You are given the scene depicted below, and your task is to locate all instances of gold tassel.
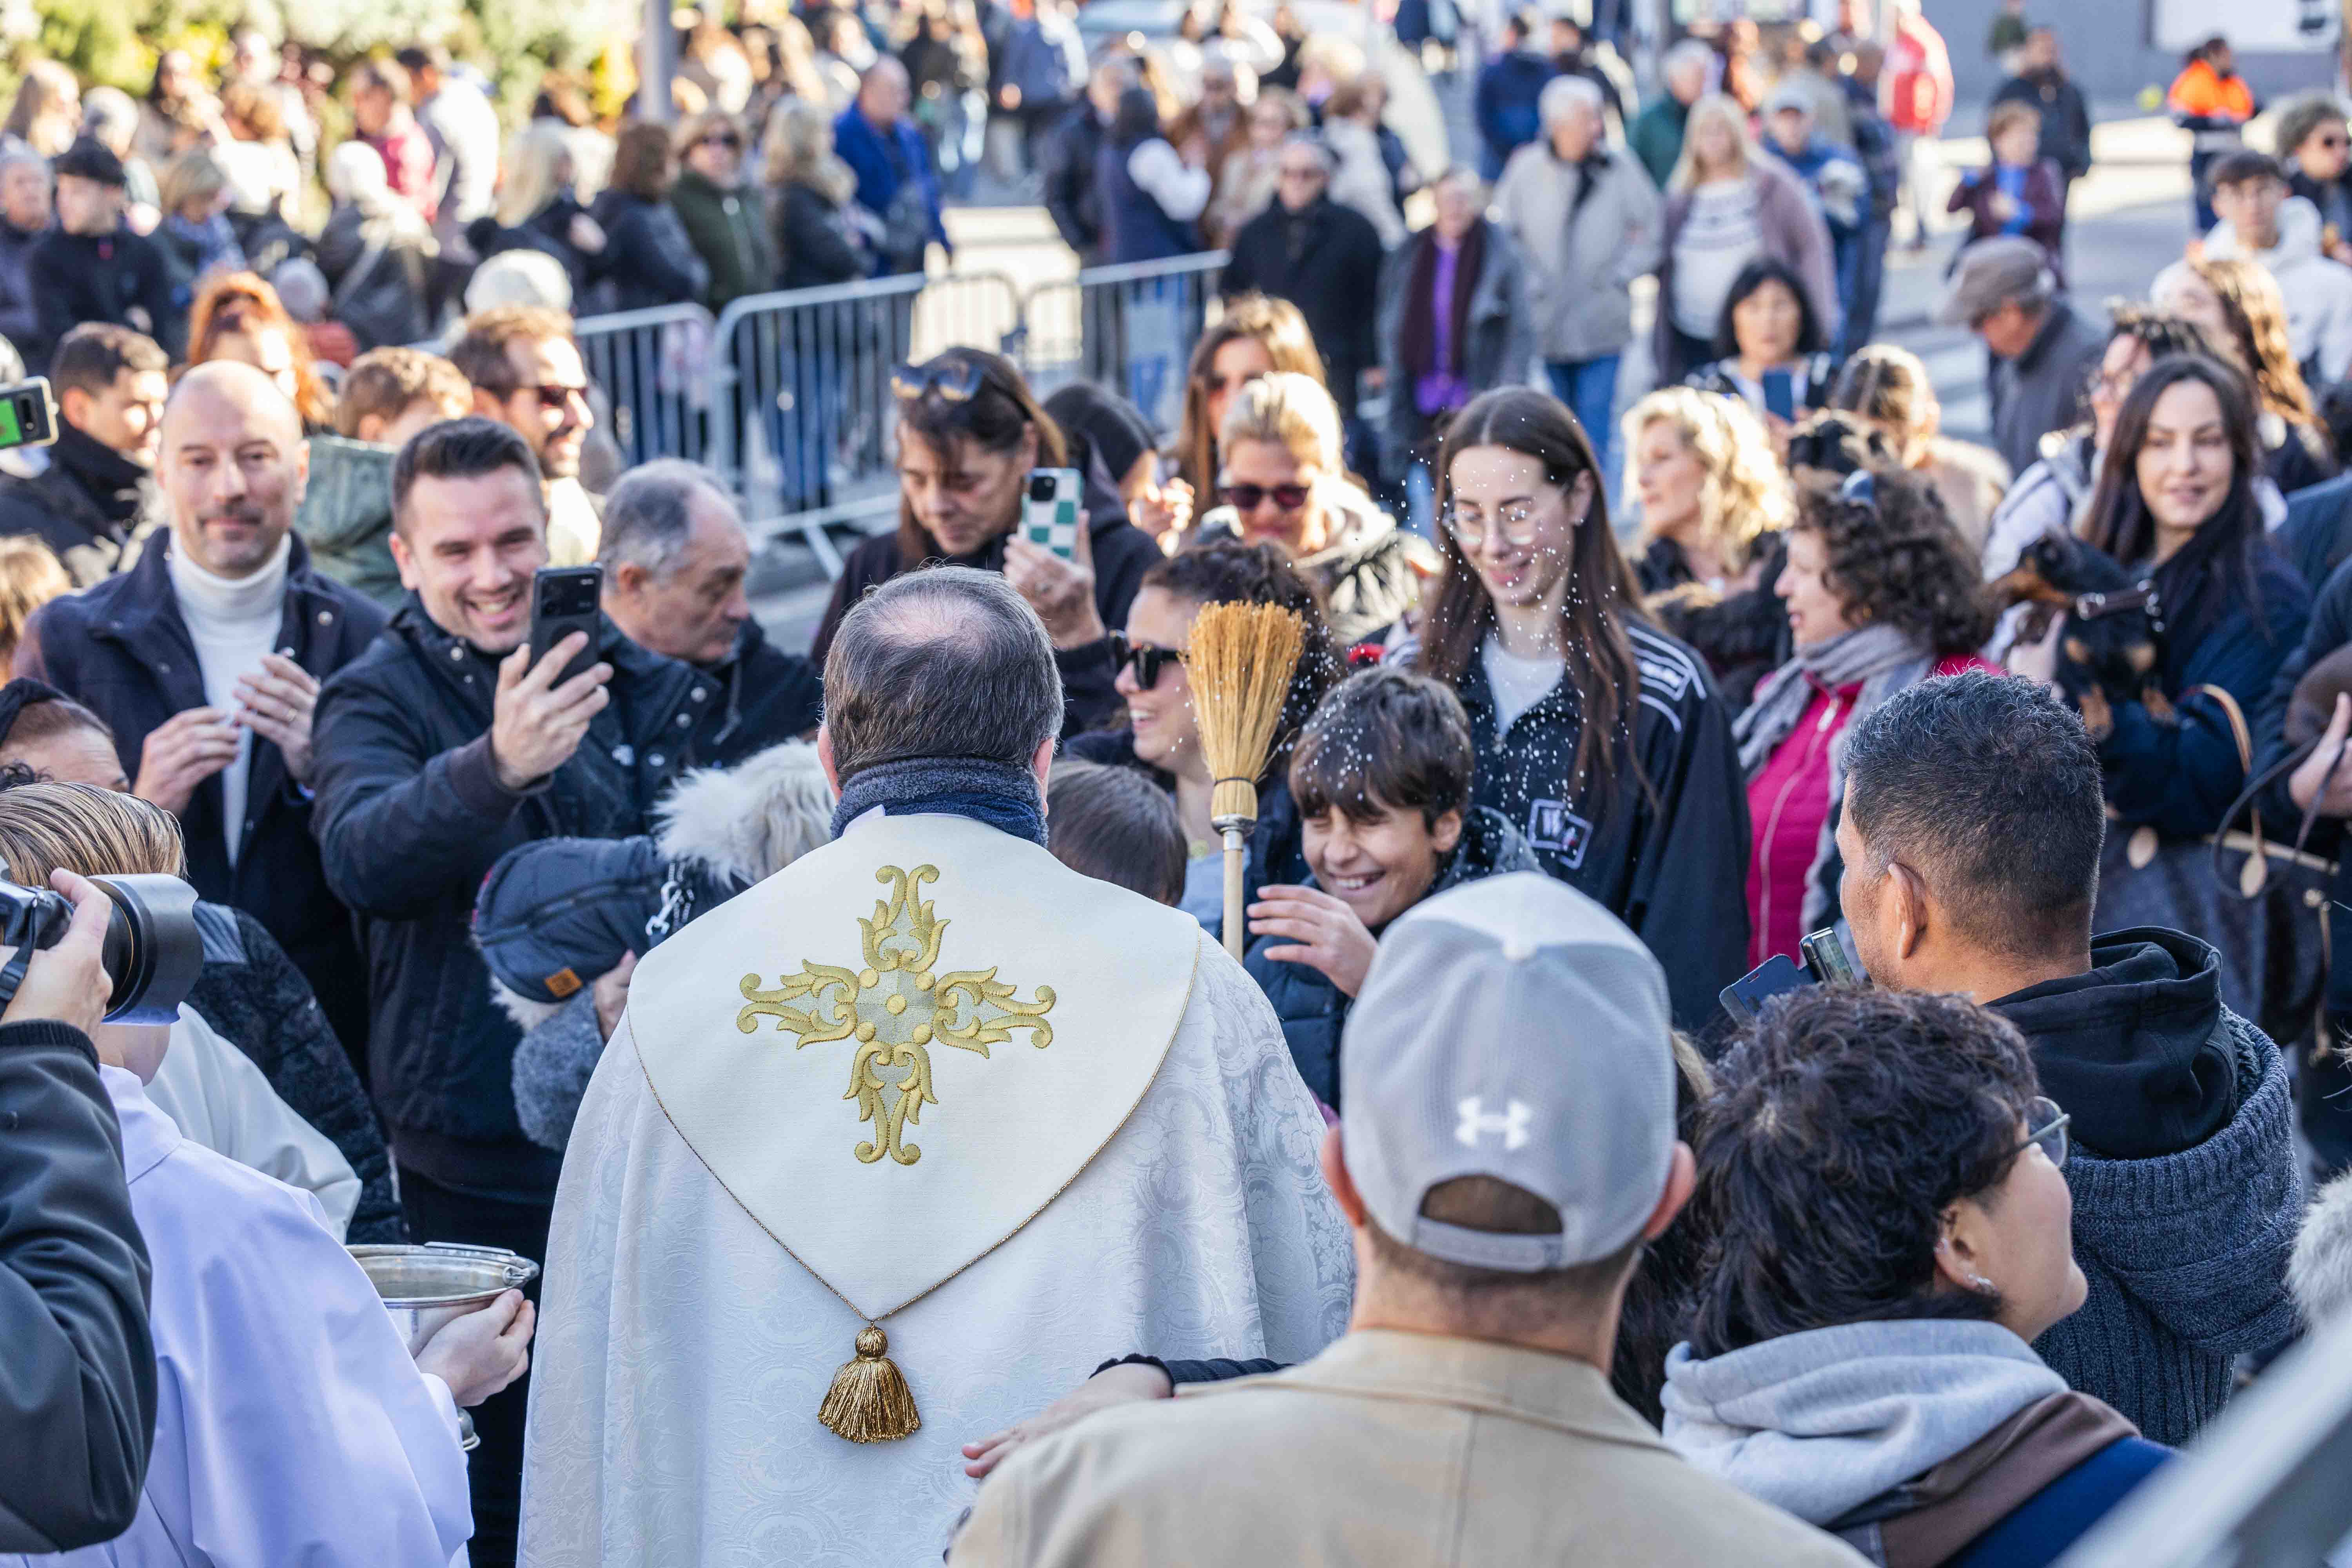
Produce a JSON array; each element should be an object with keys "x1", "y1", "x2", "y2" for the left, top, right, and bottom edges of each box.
[{"x1": 817, "y1": 1325, "x2": 921, "y2": 1443}]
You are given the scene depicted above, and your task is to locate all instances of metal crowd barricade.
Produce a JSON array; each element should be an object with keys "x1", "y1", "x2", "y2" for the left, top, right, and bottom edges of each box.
[
  {"x1": 703, "y1": 271, "x2": 1026, "y2": 573},
  {"x1": 575, "y1": 254, "x2": 1230, "y2": 578},
  {"x1": 573, "y1": 303, "x2": 715, "y2": 470},
  {"x1": 1020, "y1": 252, "x2": 1227, "y2": 437}
]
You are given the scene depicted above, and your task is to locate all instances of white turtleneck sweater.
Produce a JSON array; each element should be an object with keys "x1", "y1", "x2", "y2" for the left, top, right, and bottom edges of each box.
[{"x1": 167, "y1": 536, "x2": 290, "y2": 867}]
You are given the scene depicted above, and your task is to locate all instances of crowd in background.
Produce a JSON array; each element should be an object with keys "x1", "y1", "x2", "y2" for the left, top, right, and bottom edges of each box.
[{"x1": 25, "y1": 2, "x2": 2352, "y2": 1566}]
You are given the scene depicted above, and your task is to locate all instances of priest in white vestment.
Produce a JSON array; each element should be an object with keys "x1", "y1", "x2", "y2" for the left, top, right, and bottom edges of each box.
[{"x1": 521, "y1": 568, "x2": 1353, "y2": 1567}]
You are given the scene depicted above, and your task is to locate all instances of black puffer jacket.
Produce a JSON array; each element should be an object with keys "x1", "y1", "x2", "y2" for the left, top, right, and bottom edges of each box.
[
  {"x1": 0, "y1": 1020, "x2": 154, "y2": 1552},
  {"x1": 309, "y1": 602, "x2": 722, "y2": 1202},
  {"x1": 587, "y1": 189, "x2": 709, "y2": 313},
  {"x1": 16, "y1": 534, "x2": 389, "y2": 1061},
  {"x1": 185, "y1": 902, "x2": 402, "y2": 1244},
  {"x1": 1244, "y1": 806, "x2": 1540, "y2": 1107}
]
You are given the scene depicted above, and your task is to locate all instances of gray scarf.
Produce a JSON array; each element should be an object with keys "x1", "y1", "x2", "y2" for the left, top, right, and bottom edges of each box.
[{"x1": 1733, "y1": 624, "x2": 1936, "y2": 932}]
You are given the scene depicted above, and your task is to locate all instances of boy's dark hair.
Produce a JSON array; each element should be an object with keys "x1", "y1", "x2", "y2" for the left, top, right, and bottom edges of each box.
[
  {"x1": 1840, "y1": 670, "x2": 2105, "y2": 960},
  {"x1": 2209, "y1": 148, "x2": 2286, "y2": 193},
  {"x1": 1289, "y1": 667, "x2": 1474, "y2": 829},
  {"x1": 1143, "y1": 540, "x2": 1343, "y2": 784},
  {"x1": 1045, "y1": 761, "x2": 1187, "y2": 906},
  {"x1": 390, "y1": 417, "x2": 544, "y2": 534},
  {"x1": 51, "y1": 324, "x2": 167, "y2": 408},
  {"x1": 1687, "y1": 985, "x2": 2043, "y2": 1358}
]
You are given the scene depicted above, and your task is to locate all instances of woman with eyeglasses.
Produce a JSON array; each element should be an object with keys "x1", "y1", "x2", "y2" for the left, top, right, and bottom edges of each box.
[
  {"x1": 1413, "y1": 386, "x2": 1748, "y2": 1029},
  {"x1": 1666, "y1": 985, "x2": 2169, "y2": 1566},
  {"x1": 2278, "y1": 93, "x2": 2352, "y2": 264},
  {"x1": 1735, "y1": 471, "x2": 1996, "y2": 969},
  {"x1": 1064, "y1": 539, "x2": 1343, "y2": 935},
  {"x1": 1169, "y1": 294, "x2": 1327, "y2": 530},
  {"x1": 668, "y1": 108, "x2": 774, "y2": 314},
  {"x1": 1195, "y1": 371, "x2": 1435, "y2": 646},
  {"x1": 807, "y1": 348, "x2": 1164, "y2": 734}
]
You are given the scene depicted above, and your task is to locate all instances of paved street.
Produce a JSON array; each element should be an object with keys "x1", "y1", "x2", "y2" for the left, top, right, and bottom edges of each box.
[{"x1": 749, "y1": 111, "x2": 2205, "y2": 648}]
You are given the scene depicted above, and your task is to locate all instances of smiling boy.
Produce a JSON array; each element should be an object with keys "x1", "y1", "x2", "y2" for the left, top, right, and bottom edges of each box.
[{"x1": 1245, "y1": 667, "x2": 1541, "y2": 1107}]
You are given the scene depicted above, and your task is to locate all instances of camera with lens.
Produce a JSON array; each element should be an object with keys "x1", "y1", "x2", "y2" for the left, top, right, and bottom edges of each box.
[
  {"x1": 0, "y1": 873, "x2": 202, "y2": 1025},
  {"x1": 1720, "y1": 924, "x2": 1862, "y2": 1028}
]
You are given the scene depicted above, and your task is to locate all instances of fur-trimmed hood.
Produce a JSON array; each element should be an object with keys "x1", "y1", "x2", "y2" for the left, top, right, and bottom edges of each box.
[{"x1": 476, "y1": 740, "x2": 834, "y2": 1031}]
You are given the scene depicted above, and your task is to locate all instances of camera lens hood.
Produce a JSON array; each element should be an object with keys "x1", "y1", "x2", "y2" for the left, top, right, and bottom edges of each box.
[{"x1": 91, "y1": 873, "x2": 203, "y2": 1025}]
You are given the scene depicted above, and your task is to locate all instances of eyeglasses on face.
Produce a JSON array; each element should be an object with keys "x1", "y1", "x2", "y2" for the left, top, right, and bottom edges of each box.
[
  {"x1": 2010, "y1": 1096, "x2": 2071, "y2": 1170},
  {"x1": 1109, "y1": 631, "x2": 1181, "y2": 688},
  {"x1": 519, "y1": 381, "x2": 590, "y2": 410},
  {"x1": 892, "y1": 355, "x2": 987, "y2": 403},
  {"x1": 1220, "y1": 481, "x2": 1310, "y2": 513},
  {"x1": 1441, "y1": 494, "x2": 1550, "y2": 549},
  {"x1": 697, "y1": 132, "x2": 743, "y2": 150},
  {"x1": 1277, "y1": 163, "x2": 1325, "y2": 181}
]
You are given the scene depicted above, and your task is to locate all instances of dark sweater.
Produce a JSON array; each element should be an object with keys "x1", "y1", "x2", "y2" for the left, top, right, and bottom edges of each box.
[{"x1": 1993, "y1": 931, "x2": 2302, "y2": 1446}]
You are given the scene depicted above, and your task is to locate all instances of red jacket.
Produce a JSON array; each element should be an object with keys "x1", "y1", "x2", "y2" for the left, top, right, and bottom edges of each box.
[
  {"x1": 363, "y1": 120, "x2": 439, "y2": 227},
  {"x1": 1884, "y1": 20, "x2": 1955, "y2": 134},
  {"x1": 1745, "y1": 653, "x2": 1993, "y2": 965}
]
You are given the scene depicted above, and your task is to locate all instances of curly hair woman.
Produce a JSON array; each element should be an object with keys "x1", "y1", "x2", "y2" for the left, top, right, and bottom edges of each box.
[
  {"x1": 1063, "y1": 538, "x2": 1345, "y2": 938},
  {"x1": 1665, "y1": 985, "x2": 2166, "y2": 1562},
  {"x1": 2152, "y1": 255, "x2": 2338, "y2": 494},
  {"x1": 1733, "y1": 470, "x2": 1997, "y2": 965},
  {"x1": 1825, "y1": 344, "x2": 2014, "y2": 553}
]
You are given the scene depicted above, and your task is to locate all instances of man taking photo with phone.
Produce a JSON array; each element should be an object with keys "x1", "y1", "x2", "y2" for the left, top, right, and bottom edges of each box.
[{"x1": 308, "y1": 416, "x2": 722, "y2": 1568}]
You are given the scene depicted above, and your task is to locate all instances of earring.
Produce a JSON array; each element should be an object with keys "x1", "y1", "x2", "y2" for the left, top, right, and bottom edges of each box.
[{"x1": 1967, "y1": 1272, "x2": 1996, "y2": 1294}]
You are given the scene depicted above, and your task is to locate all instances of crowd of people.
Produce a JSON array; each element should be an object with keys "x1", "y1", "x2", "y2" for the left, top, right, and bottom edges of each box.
[{"x1": 20, "y1": 4, "x2": 2352, "y2": 1568}]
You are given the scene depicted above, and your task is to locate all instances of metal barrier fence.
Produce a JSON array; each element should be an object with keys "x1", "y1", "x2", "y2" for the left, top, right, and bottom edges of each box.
[
  {"x1": 573, "y1": 252, "x2": 1225, "y2": 576},
  {"x1": 575, "y1": 303, "x2": 715, "y2": 471}
]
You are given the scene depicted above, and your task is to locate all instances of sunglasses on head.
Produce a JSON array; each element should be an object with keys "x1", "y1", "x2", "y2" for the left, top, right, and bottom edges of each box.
[
  {"x1": 1221, "y1": 481, "x2": 1310, "y2": 512},
  {"x1": 1109, "y1": 631, "x2": 1181, "y2": 687},
  {"x1": 891, "y1": 355, "x2": 987, "y2": 403}
]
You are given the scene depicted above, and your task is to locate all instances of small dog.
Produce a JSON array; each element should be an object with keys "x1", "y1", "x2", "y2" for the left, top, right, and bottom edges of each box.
[{"x1": 1991, "y1": 533, "x2": 2168, "y2": 740}]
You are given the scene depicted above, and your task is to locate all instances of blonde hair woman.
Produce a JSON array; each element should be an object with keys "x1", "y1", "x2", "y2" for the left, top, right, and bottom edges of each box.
[
  {"x1": 766, "y1": 98, "x2": 869, "y2": 290},
  {"x1": 1201, "y1": 370, "x2": 1434, "y2": 643},
  {"x1": 1654, "y1": 93, "x2": 1839, "y2": 385},
  {"x1": 1825, "y1": 345, "x2": 2013, "y2": 553},
  {"x1": 488, "y1": 119, "x2": 606, "y2": 296},
  {"x1": 158, "y1": 149, "x2": 243, "y2": 283},
  {"x1": 2, "y1": 60, "x2": 81, "y2": 157},
  {"x1": 1206, "y1": 86, "x2": 1309, "y2": 247},
  {"x1": 1623, "y1": 387, "x2": 1794, "y2": 594}
]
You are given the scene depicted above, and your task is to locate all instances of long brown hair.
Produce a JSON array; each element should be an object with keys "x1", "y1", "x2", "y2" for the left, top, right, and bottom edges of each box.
[
  {"x1": 1174, "y1": 295, "x2": 1326, "y2": 499},
  {"x1": 2186, "y1": 256, "x2": 2325, "y2": 437},
  {"x1": 1419, "y1": 388, "x2": 1650, "y2": 807},
  {"x1": 2082, "y1": 354, "x2": 2269, "y2": 655},
  {"x1": 892, "y1": 348, "x2": 1067, "y2": 566}
]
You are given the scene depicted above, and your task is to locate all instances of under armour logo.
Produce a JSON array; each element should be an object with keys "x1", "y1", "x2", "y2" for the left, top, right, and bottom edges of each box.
[{"x1": 1455, "y1": 1098, "x2": 1533, "y2": 1151}]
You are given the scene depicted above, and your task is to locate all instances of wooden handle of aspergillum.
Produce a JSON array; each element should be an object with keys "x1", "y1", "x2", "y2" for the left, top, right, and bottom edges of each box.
[{"x1": 1221, "y1": 824, "x2": 1248, "y2": 960}]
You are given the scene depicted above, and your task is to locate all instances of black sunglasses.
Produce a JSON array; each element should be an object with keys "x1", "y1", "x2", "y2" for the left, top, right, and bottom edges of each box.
[
  {"x1": 697, "y1": 132, "x2": 743, "y2": 150},
  {"x1": 1109, "y1": 631, "x2": 1181, "y2": 688},
  {"x1": 892, "y1": 355, "x2": 987, "y2": 403},
  {"x1": 1221, "y1": 482, "x2": 1310, "y2": 512},
  {"x1": 518, "y1": 381, "x2": 590, "y2": 410}
]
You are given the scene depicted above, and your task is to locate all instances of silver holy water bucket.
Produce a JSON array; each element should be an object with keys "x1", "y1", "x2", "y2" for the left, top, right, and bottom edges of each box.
[{"x1": 348, "y1": 1241, "x2": 539, "y2": 1356}]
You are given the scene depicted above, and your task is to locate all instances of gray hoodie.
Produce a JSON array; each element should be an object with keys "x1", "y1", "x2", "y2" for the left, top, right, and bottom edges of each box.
[{"x1": 1661, "y1": 1319, "x2": 2067, "y2": 1526}]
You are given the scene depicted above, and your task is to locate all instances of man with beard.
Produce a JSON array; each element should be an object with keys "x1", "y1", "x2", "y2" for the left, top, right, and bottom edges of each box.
[
  {"x1": 0, "y1": 323, "x2": 170, "y2": 584},
  {"x1": 449, "y1": 305, "x2": 604, "y2": 565},
  {"x1": 14, "y1": 361, "x2": 389, "y2": 1062},
  {"x1": 309, "y1": 417, "x2": 721, "y2": 1568}
]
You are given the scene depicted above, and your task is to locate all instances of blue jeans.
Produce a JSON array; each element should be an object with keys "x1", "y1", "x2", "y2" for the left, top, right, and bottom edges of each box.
[{"x1": 1545, "y1": 355, "x2": 1622, "y2": 499}]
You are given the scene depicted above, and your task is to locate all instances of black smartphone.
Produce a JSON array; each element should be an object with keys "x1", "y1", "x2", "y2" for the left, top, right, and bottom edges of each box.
[
  {"x1": 1720, "y1": 953, "x2": 1811, "y2": 1029},
  {"x1": 527, "y1": 565, "x2": 604, "y2": 688},
  {"x1": 0, "y1": 377, "x2": 58, "y2": 452}
]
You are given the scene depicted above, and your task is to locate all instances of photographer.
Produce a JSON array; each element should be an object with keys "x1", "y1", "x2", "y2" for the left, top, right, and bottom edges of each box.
[
  {"x1": 0, "y1": 781, "x2": 527, "y2": 1563},
  {"x1": 1833, "y1": 670, "x2": 2299, "y2": 1446},
  {"x1": 0, "y1": 867, "x2": 156, "y2": 1552},
  {"x1": 309, "y1": 417, "x2": 720, "y2": 1568}
]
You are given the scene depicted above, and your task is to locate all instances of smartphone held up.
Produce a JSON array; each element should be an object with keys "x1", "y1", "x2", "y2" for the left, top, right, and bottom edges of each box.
[{"x1": 528, "y1": 565, "x2": 604, "y2": 687}]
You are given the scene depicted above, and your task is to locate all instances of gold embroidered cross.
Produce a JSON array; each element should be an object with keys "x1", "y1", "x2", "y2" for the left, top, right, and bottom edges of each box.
[{"x1": 736, "y1": 864, "x2": 1056, "y2": 1166}]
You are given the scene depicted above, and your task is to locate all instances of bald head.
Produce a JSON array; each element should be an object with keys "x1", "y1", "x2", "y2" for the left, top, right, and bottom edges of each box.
[
  {"x1": 820, "y1": 567, "x2": 1061, "y2": 785},
  {"x1": 158, "y1": 360, "x2": 309, "y2": 579}
]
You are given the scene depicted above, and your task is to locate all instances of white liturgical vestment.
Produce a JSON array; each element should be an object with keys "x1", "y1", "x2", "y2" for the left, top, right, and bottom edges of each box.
[
  {"x1": 520, "y1": 811, "x2": 1353, "y2": 1566},
  {"x1": 1, "y1": 1068, "x2": 472, "y2": 1568}
]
